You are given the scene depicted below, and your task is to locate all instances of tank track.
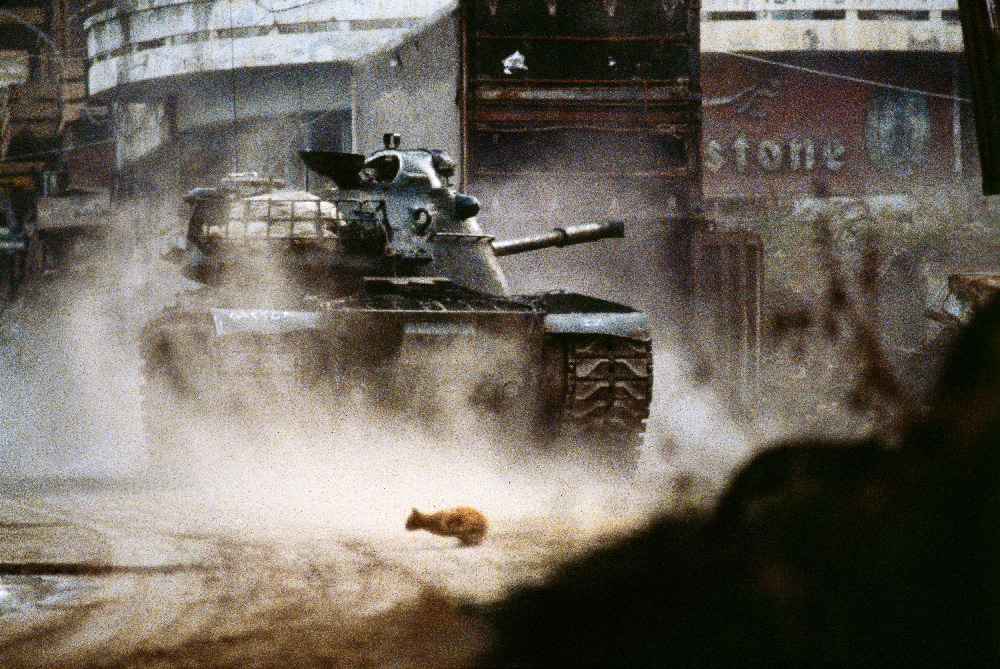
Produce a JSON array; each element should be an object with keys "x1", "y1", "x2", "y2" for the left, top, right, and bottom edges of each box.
[{"x1": 559, "y1": 334, "x2": 653, "y2": 470}]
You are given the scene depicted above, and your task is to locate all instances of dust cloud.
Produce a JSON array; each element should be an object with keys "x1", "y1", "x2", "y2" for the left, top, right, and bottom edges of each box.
[
  {"x1": 0, "y1": 189, "x2": 755, "y2": 546},
  {"x1": 0, "y1": 197, "x2": 188, "y2": 479},
  {"x1": 474, "y1": 165, "x2": 758, "y2": 483},
  {"x1": 0, "y1": 157, "x2": 854, "y2": 669},
  {"x1": 0, "y1": 127, "x2": 771, "y2": 667}
]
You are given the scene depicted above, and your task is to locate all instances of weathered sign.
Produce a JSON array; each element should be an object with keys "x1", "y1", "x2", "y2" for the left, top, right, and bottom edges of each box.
[{"x1": 702, "y1": 52, "x2": 971, "y2": 197}]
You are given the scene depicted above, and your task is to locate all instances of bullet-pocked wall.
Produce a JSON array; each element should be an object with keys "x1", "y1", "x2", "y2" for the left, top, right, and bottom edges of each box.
[
  {"x1": 698, "y1": 3, "x2": 979, "y2": 208},
  {"x1": 701, "y1": 52, "x2": 978, "y2": 200}
]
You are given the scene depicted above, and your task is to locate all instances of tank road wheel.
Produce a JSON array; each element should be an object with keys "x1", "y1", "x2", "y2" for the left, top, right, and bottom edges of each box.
[
  {"x1": 138, "y1": 310, "x2": 216, "y2": 479},
  {"x1": 559, "y1": 335, "x2": 653, "y2": 474}
]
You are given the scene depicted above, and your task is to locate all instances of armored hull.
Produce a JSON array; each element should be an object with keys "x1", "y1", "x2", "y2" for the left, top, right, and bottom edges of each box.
[{"x1": 142, "y1": 278, "x2": 651, "y2": 469}]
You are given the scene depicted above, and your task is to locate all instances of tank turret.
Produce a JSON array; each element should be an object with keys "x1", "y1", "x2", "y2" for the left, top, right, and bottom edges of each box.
[
  {"x1": 298, "y1": 134, "x2": 625, "y2": 297},
  {"x1": 181, "y1": 136, "x2": 626, "y2": 298}
]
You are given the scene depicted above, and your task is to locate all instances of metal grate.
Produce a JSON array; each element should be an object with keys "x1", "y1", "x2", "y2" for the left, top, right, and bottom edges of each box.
[{"x1": 204, "y1": 196, "x2": 336, "y2": 242}]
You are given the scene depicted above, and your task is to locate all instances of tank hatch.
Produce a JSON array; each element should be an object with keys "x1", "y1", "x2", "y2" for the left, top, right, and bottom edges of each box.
[{"x1": 298, "y1": 151, "x2": 366, "y2": 189}]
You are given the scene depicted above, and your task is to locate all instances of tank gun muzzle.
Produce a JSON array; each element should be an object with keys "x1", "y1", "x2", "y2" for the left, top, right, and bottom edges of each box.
[{"x1": 491, "y1": 220, "x2": 625, "y2": 257}]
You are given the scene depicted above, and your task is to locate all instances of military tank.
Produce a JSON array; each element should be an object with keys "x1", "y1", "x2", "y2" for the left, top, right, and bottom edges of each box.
[{"x1": 140, "y1": 134, "x2": 652, "y2": 470}]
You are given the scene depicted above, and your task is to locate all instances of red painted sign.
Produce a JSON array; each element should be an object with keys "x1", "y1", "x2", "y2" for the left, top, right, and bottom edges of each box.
[{"x1": 702, "y1": 53, "x2": 973, "y2": 198}]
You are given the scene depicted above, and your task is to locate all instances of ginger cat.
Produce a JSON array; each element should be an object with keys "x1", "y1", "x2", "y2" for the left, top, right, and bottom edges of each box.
[{"x1": 405, "y1": 507, "x2": 489, "y2": 546}]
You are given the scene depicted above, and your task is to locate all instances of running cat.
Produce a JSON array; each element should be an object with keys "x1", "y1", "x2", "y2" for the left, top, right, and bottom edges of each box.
[{"x1": 405, "y1": 507, "x2": 489, "y2": 546}]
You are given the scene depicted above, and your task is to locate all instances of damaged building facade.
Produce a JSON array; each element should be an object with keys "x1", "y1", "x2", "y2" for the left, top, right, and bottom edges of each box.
[
  {"x1": 5, "y1": 1, "x2": 979, "y2": 216},
  {"x1": 82, "y1": 0, "x2": 463, "y2": 193},
  {"x1": 0, "y1": 1, "x2": 106, "y2": 299},
  {"x1": 700, "y1": 0, "x2": 978, "y2": 389},
  {"x1": 0, "y1": 1, "x2": 108, "y2": 188},
  {"x1": 74, "y1": 0, "x2": 703, "y2": 316}
]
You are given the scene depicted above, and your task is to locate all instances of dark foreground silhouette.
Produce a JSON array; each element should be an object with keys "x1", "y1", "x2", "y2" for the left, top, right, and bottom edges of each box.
[{"x1": 477, "y1": 298, "x2": 1000, "y2": 667}]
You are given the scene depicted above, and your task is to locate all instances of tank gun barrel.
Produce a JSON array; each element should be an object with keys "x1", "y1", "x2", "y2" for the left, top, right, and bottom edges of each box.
[{"x1": 491, "y1": 220, "x2": 624, "y2": 257}]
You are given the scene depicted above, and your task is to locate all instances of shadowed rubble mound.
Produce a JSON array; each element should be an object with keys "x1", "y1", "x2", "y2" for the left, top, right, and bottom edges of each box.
[{"x1": 477, "y1": 295, "x2": 1000, "y2": 667}]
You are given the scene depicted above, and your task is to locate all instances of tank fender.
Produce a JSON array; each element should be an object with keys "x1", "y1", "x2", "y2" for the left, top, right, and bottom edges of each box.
[
  {"x1": 211, "y1": 308, "x2": 321, "y2": 337},
  {"x1": 542, "y1": 312, "x2": 649, "y2": 340}
]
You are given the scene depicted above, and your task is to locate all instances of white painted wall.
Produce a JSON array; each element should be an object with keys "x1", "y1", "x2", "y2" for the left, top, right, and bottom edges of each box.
[
  {"x1": 84, "y1": 0, "x2": 457, "y2": 95},
  {"x1": 169, "y1": 64, "x2": 352, "y2": 132},
  {"x1": 84, "y1": 0, "x2": 461, "y2": 185},
  {"x1": 702, "y1": 0, "x2": 962, "y2": 52}
]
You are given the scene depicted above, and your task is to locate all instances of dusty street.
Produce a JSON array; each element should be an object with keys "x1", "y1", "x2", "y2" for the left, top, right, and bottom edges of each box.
[
  {"x1": 0, "y1": 212, "x2": 756, "y2": 667},
  {"x1": 0, "y1": 425, "x2": 681, "y2": 668},
  {"x1": 0, "y1": 479, "x2": 587, "y2": 667},
  {"x1": 1, "y1": 0, "x2": 996, "y2": 663}
]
